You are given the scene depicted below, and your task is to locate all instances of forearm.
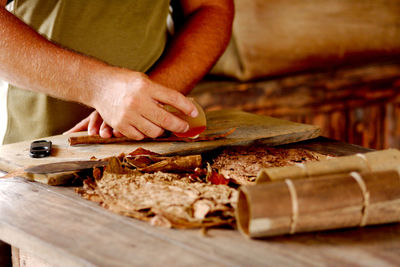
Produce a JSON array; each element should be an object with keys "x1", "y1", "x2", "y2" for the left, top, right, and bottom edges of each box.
[
  {"x1": 0, "y1": 7, "x2": 116, "y2": 108},
  {"x1": 148, "y1": 0, "x2": 234, "y2": 94}
]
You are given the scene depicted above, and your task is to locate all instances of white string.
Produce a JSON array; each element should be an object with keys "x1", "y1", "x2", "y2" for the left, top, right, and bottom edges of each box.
[
  {"x1": 285, "y1": 179, "x2": 299, "y2": 234},
  {"x1": 350, "y1": 172, "x2": 370, "y2": 227},
  {"x1": 355, "y1": 153, "x2": 373, "y2": 172}
]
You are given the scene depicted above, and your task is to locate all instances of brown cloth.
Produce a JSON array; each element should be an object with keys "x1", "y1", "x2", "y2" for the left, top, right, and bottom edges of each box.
[{"x1": 211, "y1": 0, "x2": 400, "y2": 81}]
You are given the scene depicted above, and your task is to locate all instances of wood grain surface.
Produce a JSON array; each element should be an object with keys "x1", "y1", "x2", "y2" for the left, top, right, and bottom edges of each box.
[
  {"x1": 1, "y1": 140, "x2": 400, "y2": 266},
  {"x1": 1, "y1": 176, "x2": 400, "y2": 267},
  {"x1": 0, "y1": 110, "x2": 319, "y2": 179}
]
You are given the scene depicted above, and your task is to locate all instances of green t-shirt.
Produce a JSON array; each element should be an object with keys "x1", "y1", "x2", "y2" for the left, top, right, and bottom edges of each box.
[{"x1": 4, "y1": 0, "x2": 169, "y2": 144}]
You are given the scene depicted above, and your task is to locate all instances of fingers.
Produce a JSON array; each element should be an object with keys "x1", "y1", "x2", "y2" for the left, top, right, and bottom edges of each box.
[
  {"x1": 63, "y1": 116, "x2": 90, "y2": 134},
  {"x1": 93, "y1": 73, "x2": 200, "y2": 139},
  {"x1": 136, "y1": 115, "x2": 165, "y2": 138},
  {"x1": 144, "y1": 103, "x2": 189, "y2": 133},
  {"x1": 151, "y1": 85, "x2": 198, "y2": 118},
  {"x1": 88, "y1": 111, "x2": 103, "y2": 136},
  {"x1": 99, "y1": 121, "x2": 113, "y2": 138},
  {"x1": 113, "y1": 130, "x2": 124, "y2": 138},
  {"x1": 117, "y1": 125, "x2": 145, "y2": 140}
]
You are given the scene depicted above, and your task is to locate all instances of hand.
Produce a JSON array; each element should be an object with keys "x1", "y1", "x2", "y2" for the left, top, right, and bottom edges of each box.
[
  {"x1": 64, "y1": 110, "x2": 125, "y2": 138},
  {"x1": 90, "y1": 71, "x2": 198, "y2": 140}
]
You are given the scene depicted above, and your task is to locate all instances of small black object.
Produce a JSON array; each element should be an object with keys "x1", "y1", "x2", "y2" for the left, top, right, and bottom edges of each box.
[{"x1": 30, "y1": 140, "x2": 52, "y2": 158}]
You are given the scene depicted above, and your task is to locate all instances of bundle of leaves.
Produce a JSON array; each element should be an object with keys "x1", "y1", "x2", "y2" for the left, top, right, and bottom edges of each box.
[{"x1": 77, "y1": 148, "x2": 237, "y2": 229}]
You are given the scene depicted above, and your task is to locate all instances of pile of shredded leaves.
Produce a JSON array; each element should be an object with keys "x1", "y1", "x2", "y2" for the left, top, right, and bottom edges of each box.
[
  {"x1": 76, "y1": 146, "x2": 323, "y2": 229},
  {"x1": 76, "y1": 148, "x2": 237, "y2": 229},
  {"x1": 212, "y1": 146, "x2": 324, "y2": 185}
]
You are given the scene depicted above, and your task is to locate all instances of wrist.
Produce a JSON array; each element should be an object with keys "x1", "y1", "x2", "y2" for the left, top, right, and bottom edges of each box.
[
  {"x1": 84, "y1": 63, "x2": 144, "y2": 110},
  {"x1": 81, "y1": 63, "x2": 120, "y2": 109}
]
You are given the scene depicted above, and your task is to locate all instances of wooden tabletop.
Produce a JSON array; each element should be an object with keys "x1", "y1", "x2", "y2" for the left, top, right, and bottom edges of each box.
[{"x1": 1, "y1": 138, "x2": 399, "y2": 267}]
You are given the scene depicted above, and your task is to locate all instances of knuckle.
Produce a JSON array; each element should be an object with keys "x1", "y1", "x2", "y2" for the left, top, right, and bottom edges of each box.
[
  {"x1": 133, "y1": 74, "x2": 149, "y2": 90},
  {"x1": 167, "y1": 91, "x2": 182, "y2": 104},
  {"x1": 135, "y1": 72, "x2": 148, "y2": 81},
  {"x1": 119, "y1": 126, "x2": 144, "y2": 140},
  {"x1": 159, "y1": 112, "x2": 188, "y2": 133},
  {"x1": 113, "y1": 121, "x2": 126, "y2": 134},
  {"x1": 159, "y1": 114, "x2": 173, "y2": 128},
  {"x1": 126, "y1": 97, "x2": 138, "y2": 108}
]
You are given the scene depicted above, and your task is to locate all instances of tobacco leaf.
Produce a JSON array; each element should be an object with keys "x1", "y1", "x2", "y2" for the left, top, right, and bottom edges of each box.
[
  {"x1": 212, "y1": 146, "x2": 323, "y2": 185},
  {"x1": 208, "y1": 172, "x2": 230, "y2": 185},
  {"x1": 75, "y1": 146, "x2": 323, "y2": 230},
  {"x1": 105, "y1": 157, "x2": 139, "y2": 175},
  {"x1": 137, "y1": 155, "x2": 202, "y2": 173},
  {"x1": 123, "y1": 156, "x2": 156, "y2": 169},
  {"x1": 128, "y1": 148, "x2": 161, "y2": 156},
  {"x1": 205, "y1": 162, "x2": 230, "y2": 185},
  {"x1": 77, "y1": 170, "x2": 237, "y2": 229}
]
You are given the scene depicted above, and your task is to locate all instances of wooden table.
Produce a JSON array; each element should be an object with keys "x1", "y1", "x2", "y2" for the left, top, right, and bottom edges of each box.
[{"x1": 1, "y1": 137, "x2": 400, "y2": 267}]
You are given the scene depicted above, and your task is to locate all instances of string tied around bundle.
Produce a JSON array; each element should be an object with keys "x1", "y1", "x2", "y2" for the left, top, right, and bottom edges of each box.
[
  {"x1": 349, "y1": 171, "x2": 370, "y2": 227},
  {"x1": 285, "y1": 179, "x2": 299, "y2": 234}
]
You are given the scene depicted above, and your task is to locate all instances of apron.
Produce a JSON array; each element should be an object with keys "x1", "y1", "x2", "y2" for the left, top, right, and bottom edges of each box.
[{"x1": 3, "y1": 0, "x2": 169, "y2": 144}]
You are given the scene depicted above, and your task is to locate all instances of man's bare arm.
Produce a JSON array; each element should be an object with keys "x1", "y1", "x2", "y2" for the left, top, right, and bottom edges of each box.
[
  {"x1": 0, "y1": 6, "x2": 197, "y2": 139},
  {"x1": 68, "y1": 0, "x2": 234, "y2": 137},
  {"x1": 148, "y1": 0, "x2": 234, "y2": 94}
]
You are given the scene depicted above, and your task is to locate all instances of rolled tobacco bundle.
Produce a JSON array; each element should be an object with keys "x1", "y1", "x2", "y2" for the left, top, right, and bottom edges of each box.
[
  {"x1": 237, "y1": 170, "x2": 400, "y2": 238},
  {"x1": 69, "y1": 128, "x2": 236, "y2": 145}
]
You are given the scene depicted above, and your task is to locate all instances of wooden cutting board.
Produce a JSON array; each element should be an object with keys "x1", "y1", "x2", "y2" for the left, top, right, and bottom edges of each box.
[{"x1": 0, "y1": 110, "x2": 320, "y2": 184}]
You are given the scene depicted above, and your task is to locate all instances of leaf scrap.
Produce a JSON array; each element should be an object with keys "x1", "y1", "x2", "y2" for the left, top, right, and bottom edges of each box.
[{"x1": 128, "y1": 148, "x2": 161, "y2": 156}]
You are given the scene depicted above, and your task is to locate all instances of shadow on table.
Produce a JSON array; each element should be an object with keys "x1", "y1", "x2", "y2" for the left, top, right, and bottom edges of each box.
[{"x1": 263, "y1": 223, "x2": 400, "y2": 245}]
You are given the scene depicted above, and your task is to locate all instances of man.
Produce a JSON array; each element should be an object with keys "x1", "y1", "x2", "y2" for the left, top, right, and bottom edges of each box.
[{"x1": 0, "y1": 0, "x2": 234, "y2": 144}]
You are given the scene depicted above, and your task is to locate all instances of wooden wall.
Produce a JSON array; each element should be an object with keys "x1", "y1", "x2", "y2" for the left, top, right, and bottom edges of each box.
[{"x1": 192, "y1": 62, "x2": 400, "y2": 150}]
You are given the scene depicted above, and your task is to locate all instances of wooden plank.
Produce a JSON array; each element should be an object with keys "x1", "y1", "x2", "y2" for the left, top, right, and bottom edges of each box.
[
  {"x1": 1, "y1": 176, "x2": 400, "y2": 266},
  {"x1": 14, "y1": 248, "x2": 54, "y2": 267},
  {"x1": 0, "y1": 110, "x2": 319, "y2": 179},
  {"x1": 0, "y1": 178, "x2": 229, "y2": 267},
  {"x1": 0, "y1": 141, "x2": 399, "y2": 266}
]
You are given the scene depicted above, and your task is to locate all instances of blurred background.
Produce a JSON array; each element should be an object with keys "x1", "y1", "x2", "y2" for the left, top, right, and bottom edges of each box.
[{"x1": 189, "y1": 0, "x2": 400, "y2": 149}]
